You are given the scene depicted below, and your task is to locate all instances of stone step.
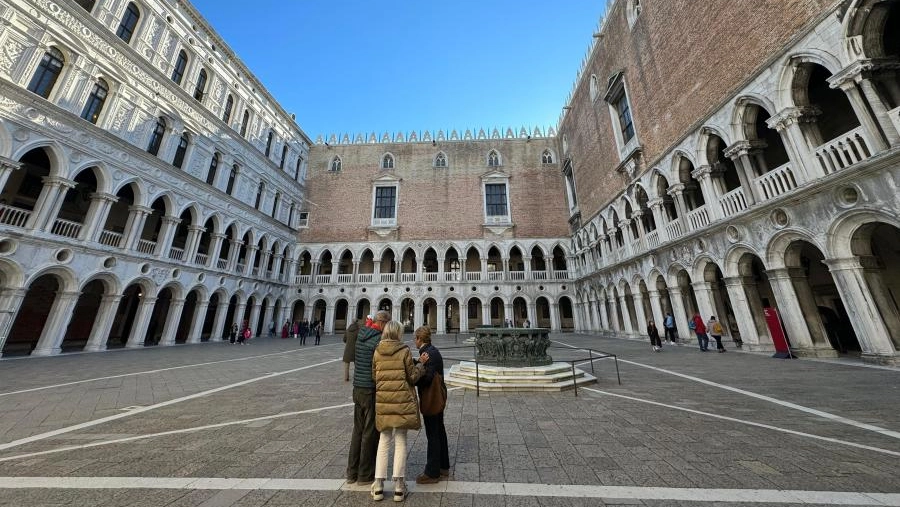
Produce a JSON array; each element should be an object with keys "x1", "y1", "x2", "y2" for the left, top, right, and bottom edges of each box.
[
  {"x1": 454, "y1": 361, "x2": 575, "y2": 377},
  {"x1": 451, "y1": 367, "x2": 587, "y2": 384},
  {"x1": 445, "y1": 370, "x2": 597, "y2": 392},
  {"x1": 445, "y1": 362, "x2": 597, "y2": 392}
]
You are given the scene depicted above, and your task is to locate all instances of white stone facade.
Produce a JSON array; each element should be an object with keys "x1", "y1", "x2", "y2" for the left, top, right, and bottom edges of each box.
[{"x1": 562, "y1": 0, "x2": 900, "y2": 364}]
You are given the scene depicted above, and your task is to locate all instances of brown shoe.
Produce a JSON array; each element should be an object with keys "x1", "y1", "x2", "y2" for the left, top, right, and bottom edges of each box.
[
  {"x1": 439, "y1": 468, "x2": 450, "y2": 477},
  {"x1": 415, "y1": 474, "x2": 440, "y2": 484}
]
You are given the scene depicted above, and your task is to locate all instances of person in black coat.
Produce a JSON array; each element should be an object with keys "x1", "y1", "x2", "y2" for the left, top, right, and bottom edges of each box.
[{"x1": 413, "y1": 326, "x2": 450, "y2": 484}]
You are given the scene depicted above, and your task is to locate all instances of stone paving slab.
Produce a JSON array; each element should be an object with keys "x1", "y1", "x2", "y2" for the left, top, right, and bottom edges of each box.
[{"x1": 0, "y1": 333, "x2": 897, "y2": 505}]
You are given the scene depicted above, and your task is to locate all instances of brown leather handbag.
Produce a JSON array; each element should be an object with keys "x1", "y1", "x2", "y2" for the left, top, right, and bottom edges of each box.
[{"x1": 419, "y1": 373, "x2": 447, "y2": 416}]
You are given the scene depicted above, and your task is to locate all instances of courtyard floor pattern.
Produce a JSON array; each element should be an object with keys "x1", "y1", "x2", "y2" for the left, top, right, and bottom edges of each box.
[{"x1": 0, "y1": 333, "x2": 897, "y2": 506}]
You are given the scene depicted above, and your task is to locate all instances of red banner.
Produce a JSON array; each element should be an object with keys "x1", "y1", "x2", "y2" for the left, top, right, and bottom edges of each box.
[{"x1": 764, "y1": 307, "x2": 794, "y2": 359}]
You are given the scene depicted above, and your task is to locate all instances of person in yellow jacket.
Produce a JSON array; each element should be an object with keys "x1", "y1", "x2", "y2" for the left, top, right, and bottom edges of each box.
[{"x1": 370, "y1": 320, "x2": 425, "y2": 502}]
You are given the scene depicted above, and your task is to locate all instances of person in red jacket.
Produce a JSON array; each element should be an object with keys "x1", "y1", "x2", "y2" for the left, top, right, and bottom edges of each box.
[{"x1": 691, "y1": 313, "x2": 709, "y2": 351}]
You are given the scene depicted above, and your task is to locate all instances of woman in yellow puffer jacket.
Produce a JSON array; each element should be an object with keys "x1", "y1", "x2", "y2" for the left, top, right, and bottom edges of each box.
[{"x1": 371, "y1": 321, "x2": 425, "y2": 502}]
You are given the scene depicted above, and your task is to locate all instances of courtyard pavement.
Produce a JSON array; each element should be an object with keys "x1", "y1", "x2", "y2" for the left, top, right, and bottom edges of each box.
[{"x1": 0, "y1": 332, "x2": 898, "y2": 506}]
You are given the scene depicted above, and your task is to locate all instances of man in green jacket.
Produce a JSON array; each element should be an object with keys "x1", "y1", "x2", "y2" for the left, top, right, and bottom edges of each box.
[{"x1": 346, "y1": 310, "x2": 390, "y2": 485}]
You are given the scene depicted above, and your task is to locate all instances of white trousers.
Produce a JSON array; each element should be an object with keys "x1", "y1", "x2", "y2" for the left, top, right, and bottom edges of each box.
[{"x1": 374, "y1": 428, "x2": 408, "y2": 480}]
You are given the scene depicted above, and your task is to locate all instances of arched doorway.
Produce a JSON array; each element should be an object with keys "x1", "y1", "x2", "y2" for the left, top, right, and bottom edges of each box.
[
  {"x1": 422, "y1": 298, "x2": 437, "y2": 330},
  {"x1": 400, "y1": 298, "x2": 415, "y2": 332},
  {"x1": 292, "y1": 299, "x2": 305, "y2": 323},
  {"x1": 334, "y1": 299, "x2": 349, "y2": 331},
  {"x1": 445, "y1": 298, "x2": 460, "y2": 332},
  {"x1": 144, "y1": 287, "x2": 174, "y2": 346},
  {"x1": 356, "y1": 299, "x2": 371, "y2": 320},
  {"x1": 60, "y1": 278, "x2": 106, "y2": 352},
  {"x1": 467, "y1": 297, "x2": 483, "y2": 329},
  {"x1": 201, "y1": 292, "x2": 220, "y2": 341},
  {"x1": 312, "y1": 299, "x2": 327, "y2": 327},
  {"x1": 108, "y1": 284, "x2": 143, "y2": 349},
  {"x1": 489, "y1": 297, "x2": 505, "y2": 326},
  {"x1": 512, "y1": 297, "x2": 528, "y2": 327},
  {"x1": 559, "y1": 296, "x2": 575, "y2": 331},
  {"x1": 535, "y1": 296, "x2": 551, "y2": 328},
  {"x1": 850, "y1": 222, "x2": 900, "y2": 351},
  {"x1": 3, "y1": 273, "x2": 61, "y2": 355}
]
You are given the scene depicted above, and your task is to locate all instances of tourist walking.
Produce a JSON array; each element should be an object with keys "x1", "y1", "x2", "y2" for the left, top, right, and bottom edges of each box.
[
  {"x1": 647, "y1": 320, "x2": 662, "y2": 352},
  {"x1": 707, "y1": 315, "x2": 726, "y2": 352},
  {"x1": 371, "y1": 320, "x2": 423, "y2": 502},
  {"x1": 413, "y1": 326, "x2": 450, "y2": 485},
  {"x1": 663, "y1": 312, "x2": 677, "y2": 344},
  {"x1": 238, "y1": 322, "x2": 250, "y2": 345},
  {"x1": 347, "y1": 310, "x2": 391, "y2": 488},
  {"x1": 343, "y1": 317, "x2": 362, "y2": 382},
  {"x1": 299, "y1": 320, "x2": 309, "y2": 345},
  {"x1": 691, "y1": 313, "x2": 709, "y2": 351},
  {"x1": 281, "y1": 320, "x2": 289, "y2": 339},
  {"x1": 229, "y1": 323, "x2": 238, "y2": 344},
  {"x1": 314, "y1": 320, "x2": 323, "y2": 345}
]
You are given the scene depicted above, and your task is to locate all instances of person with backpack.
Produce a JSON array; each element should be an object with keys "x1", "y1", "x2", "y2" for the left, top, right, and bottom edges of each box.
[
  {"x1": 707, "y1": 316, "x2": 726, "y2": 353},
  {"x1": 690, "y1": 313, "x2": 709, "y2": 352}
]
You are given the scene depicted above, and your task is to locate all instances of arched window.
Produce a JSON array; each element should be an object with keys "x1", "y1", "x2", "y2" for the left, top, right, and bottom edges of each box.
[
  {"x1": 80, "y1": 78, "x2": 108, "y2": 124},
  {"x1": 193, "y1": 68, "x2": 208, "y2": 101},
  {"x1": 288, "y1": 203, "x2": 295, "y2": 226},
  {"x1": 272, "y1": 192, "x2": 280, "y2": 218},
  {"x1": 280, "y1": 145, "x2": 289, "y2": 169},
  {"x1": 226, "y1": 165, "x2": 238, "y2": 195},
  {"x1": 488, "y1": 150, "x2": 501, "y2": 167},
  {"x1": 295, "y1": 156, "x2": 303, "y2": 180},
  {"x1": 222, "y1": 94, "x2": 234, "y2": 124},
  {"x1": 541, "y1": 149, "x2": 554, "y2": 164},
  {"x1": 265, "y1": 130, "x2": 274, "y2": 156},
  {"x1": 434, "y1": 152, "x2": 447, "y2": 168},
  {"x1": 382, "y1": 154, "x2": 394, "y2": 169},
  {"x1": 590, "y1": 74, "x2": 599, "y2": 102},
  {"x1": 330, "y1": 156, "x2": 342, "y2": 172},
  {"x1": 27, "y1": 48, "x2": 64, "y2": 99},
  {"x1": 147, "y1": 117, "x2": 166, "y2": 155},
  {"x1": 255, "y1": 182, "x2": 264, "y2": 209},
  {"x1": 171, "y1": 50, "x2": 188, "y2": 85},
  {"x1": 172, "y1": 131, "x2": 190, "y2": 168},
  {"x1": 206, "y1": 153, "x2": 219, "y2": 185},
  {"x1": 240, "y1": 110, "x2": 250, "y2": 137},
  {"x1": 116, "y1": 2, "x2": 140, "y2": 43}
]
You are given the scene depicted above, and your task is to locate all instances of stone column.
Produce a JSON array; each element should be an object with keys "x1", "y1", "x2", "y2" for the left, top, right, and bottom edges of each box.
[
  {"x1": 481, "y1": 301, "x2": 491, "y2": 327},
  {"x1": 617, "y1": 294, "x2": 634, "y2": 336},
  {"x1": 154, "y1": 216, "x2": 180, "y2": 258},
  {"x1": 857, "y1": 76, "x2": 900, "y2": 145},
  {"x1": 724, "y1": 276, "x2": 773, "y2": 351},
  {"x1": 598, "y1": 298, "x2": 610, "y2": 331},
  {"x1": 691, "y1": 165, "x2": 721, "y2": 220},
  {"x1": 26, "y1": 177, "x2": 73, "y2": 231},
  {"x1": 257, "y1": 250, "x2": 271, "y2": 278},
  {"x1": 30, "y1": 291, "x2": 80, "y2": 356},
  {"x1": 632, "y1": 291, "x2": 648, "y2": 332},
  {"x1": 504, "y1": 302, "x2": 513, "y2": 326},
  {"x1": 666, "y1": 286, "x2": 691, "y2": 342},
  {"x1": 834, "y1": 79, "x2": 889, "y2": 152},
  {"x1": 123, "y1": 205, "x2": 153, "y2": 251},
  {"x1": 667, "y1": 184, "x2": 689, "y2": 235},
  {"x1": 437, "y1": 302, "x2": 446, "y2": 334},
  {"x1": 207, "y1": 233, "x2": 226, "y2": 269},
  {"x1": 647, "y1": 289, "x2": 666, "y2": 332},
  {"x1": 158, "y1": 298, "x2": 186, "y2": 346},
  {"x1": 185, "y1": 225, "x2": 205, "y2": 264},
  {"x1": 211, "y1": 300, "x2": 230, "y2": 341},
  {"x1": 526, "y1": 301, "x2": 537, "y2": 329},
  {"x1": 606, "y1": 296, "x2": 620, "y2": 332},
  {"x1": 244, "y1": 246, "x2": 259, "y2": 277},
  {"x1": 187, "y1": 300, "x2": 210, "y2": 344},
  {"x1": 81, "y1": 192, "x2": 118, "y2": 242},
  {"x1": 764, "y1": 268, "x2": 817, "y2": 352},
  {"x1": 234, "y1": 300, "x2": 249, "y2": 330},
  {"x1": 549, "y1": 302, "x2": 560, "y2": 331},
  {"x1": 618, "y1": 219, "x2": 634, "y2": 256},
  {"x1": 690, "y1": 281, "x2": 717, "y2": 324},
  {"x1": 0, "y1": 288, "x2": 27, "y2": 357},
  {"x1": 248, "y1": 301, "x2": 263, "y2": 336},
  {"x1": 768, "y1": 107, "x2": 821, "y2": 182},
  {"x1": 226, "y1": 240, "x2": 243, "y2": 272},
  {"x1": 84, "y1": 294, "x2": 122, "y2": 352},
  {"x1": 0, "y1": 157, "x2": 22, "y2": 194},
  {"x1": 322, "y1": 304, "x2": 334, "y2": 334},
  {"x1": 126, "y1": 296, "x2": 157, "y2": 348},
  {"x1": 724, "y1": 142, "x2": 762, "y2": 205},
  {"x1": 824, "y1": 257, "x2": 898, "y2": 361}
]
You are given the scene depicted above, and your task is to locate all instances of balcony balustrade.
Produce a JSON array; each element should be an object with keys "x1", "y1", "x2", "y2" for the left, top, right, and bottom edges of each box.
[
  {"x1": 50, "y1": 218, "x2": 82, "y2": 239},
  {"x1": 98, "y1": 229, "x2": 122, "y2": 247},
  {"x1": 755, "y1": 162, "x2": 798, "y2": 200},
  {"x1": 814, "y1": 126, "x2": 871, "y2": 174},
  {"x1": 0, "y1": 204, "x2": 31, "y2": 228},
  {"x1": 718, "y1": 187, "x2": 748, "y2": 218},
  {"x1": 168, "y1": 246, "x2": 185, "y2": 261},
  {"x1": 357, "y1": 273, "x2": 374, "y2": 283},
  {"x1": 686, "y1": 206, "x2": 710, "y2": 232},
  {"x1": 137, "y1": 239, "x2": 156, "y2": 254}
]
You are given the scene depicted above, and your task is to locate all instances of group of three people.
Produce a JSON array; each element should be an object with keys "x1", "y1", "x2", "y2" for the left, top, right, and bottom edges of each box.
[
  {"x1": 648, "y1": 312, "x2": 735, "y2": 352},
  {"x1": 345, "y1": 310, "x2": 450, "y2": 502}
]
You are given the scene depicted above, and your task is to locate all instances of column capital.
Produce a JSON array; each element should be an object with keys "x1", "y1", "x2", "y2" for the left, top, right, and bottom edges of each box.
[
  {"x1": 0, "y1": 156, "x2": 22, "y2": 172},
  {"x1": 100, "y1": 294, "x2": 123, "y2": 304},
  {"x1": 667, "y1": 183, "x2": 685, "y2": 196},
  {"x1": 724, "y1": 139, "x2": 767, "y2": 159},
  {"x1": 767, "y1": 106, "x2": 821, "y2": 131},
  {"x1": 187, "y1": 225, "x2": 206, "y2": 233},
  {"x1": 128, "y1": 205, "x2": 153, "y2": 214},
  {"x1": 90, "y1": 192, "x2": 119, "y2": 203},
  {"x1": 691, "y1": 164, "x2": 713, "y2": 180},
  {"x1": 160, "y1": 215, "x2": 181, "y2": 225},
  {"x1": 211, "y1": 232, "x2": 227, "y2": 240},
  {"x1": 723, "y1": 276, "x2": 755, "y2": 287},
  {"x1": 822, "y1": 256, "x2": 868, "y2": 271}
]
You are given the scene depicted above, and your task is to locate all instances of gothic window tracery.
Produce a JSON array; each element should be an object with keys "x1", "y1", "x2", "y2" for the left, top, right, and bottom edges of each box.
[
  {"x1": 488, "y1": 150, "x2": 501, "y2": 167},
  {"x1": 330, "y1": 156, "x2": 342, "y2": 172},
  {"x1": 541, "y1": 149, "x2": 554, "y2": 164},
  {"x1": 382, "y1": 153, "x2": 394, "y2": 169},
  {"x1": 434, "y1": 152, "x2": 447, "y2": 168}
]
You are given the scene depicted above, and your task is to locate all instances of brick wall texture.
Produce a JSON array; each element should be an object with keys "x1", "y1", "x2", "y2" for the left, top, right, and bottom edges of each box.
[
  {"x1": 559, "y1": 0, "x2": 837, "y2": 223},
  {"x1": 300, "y1": 139, "x2": 571, "y2": 243}
]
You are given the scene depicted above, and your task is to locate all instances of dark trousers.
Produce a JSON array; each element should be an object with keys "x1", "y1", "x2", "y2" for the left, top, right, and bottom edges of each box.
[
  {"x1": 422, "y1": 412, "x2": 450, "y2": 478},
  {"x1": 664, "y1": 327, "x2": 677, "y2": 343},
  {"x1": 315, "y1": 332, "x2": 321, "y2": 345},
  {"x1": 695, "y1": 332, "x2": 709, "y2": 351},
  {"x1": 649, "y1": 333, "x2": 662, "y2": 348},
  {"x1": 712, "y1": 335, "x2": 725, "y2": 350},
  {"x1": 347, "y1": 387, "x2": 378, "y2": 482}
]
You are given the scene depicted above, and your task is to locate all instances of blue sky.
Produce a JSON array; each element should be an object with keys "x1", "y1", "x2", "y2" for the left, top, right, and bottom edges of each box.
[{"x1": 190, "y1": 1, "x2": 607, "y2": 141}]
